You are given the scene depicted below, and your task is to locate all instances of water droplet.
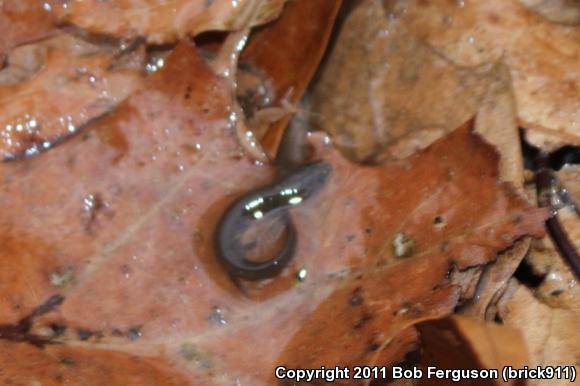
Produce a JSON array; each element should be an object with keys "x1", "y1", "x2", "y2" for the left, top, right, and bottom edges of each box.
[
  {"x1": 288, "y1": 196, "x2": 303, "y2": 205},
  {"x1": 83, "y1": 194, "x2": 96, "y2": 211},
  {"x1": 208, "y1": 306, "x2": 227, "y2": 326},
  {"x1": 25, "y1": 145, "x2": 40, "y2": 157},
  {"x1": 121, "y1": 264, "x2": 131, "y2": 279},
  {"x1": 145, "y1": 57, "x2": 166, "y2": 74},
  {"x1": 296, "y1": 268, "x2": 308, "y2": 282}
]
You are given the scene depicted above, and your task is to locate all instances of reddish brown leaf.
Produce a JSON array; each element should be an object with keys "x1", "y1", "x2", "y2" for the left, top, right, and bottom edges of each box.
[
  {"x1": 0, "y1": 342, "x2": 191, "y2": 385},
  {"x1": 240, "y1": 0, "x2": 342, "y2": 158},
  {"x1": 0, "y1": 41, "x2": 144, "y2": 159},
  {"x1": 0, "y1": 42, "x2": 546, "y2": 385},
  {"x1": 0, "y1": 1, "x2": 56, "y2": 56},
  {"x1": 50, "y1": 0, "x2": 287, "y2": 44},
  {"x1": 416, "y1": 316, "x2": 528, "y2": 386}
]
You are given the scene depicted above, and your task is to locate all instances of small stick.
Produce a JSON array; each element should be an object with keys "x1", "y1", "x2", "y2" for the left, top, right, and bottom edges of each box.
[{"x1": 535, "y1": 153, "x2": 580, "y2": 277}]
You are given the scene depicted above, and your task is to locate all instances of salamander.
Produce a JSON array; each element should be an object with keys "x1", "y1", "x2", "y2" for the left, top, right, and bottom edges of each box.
[{"x1": 215, "y1": 161, "x2": 331, "y2": 281}]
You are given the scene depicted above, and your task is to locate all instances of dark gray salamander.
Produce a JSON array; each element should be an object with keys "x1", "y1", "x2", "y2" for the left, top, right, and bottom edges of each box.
[{"x1": 216, "y1": 161, "x2": 332, "y2": 281}]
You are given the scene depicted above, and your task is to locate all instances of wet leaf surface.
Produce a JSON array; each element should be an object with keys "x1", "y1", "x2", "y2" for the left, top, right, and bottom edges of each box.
[
  {"x1": 0, "y1": 40, "x2": 548, "y2": 384},
  {"x1": 0, "y1": 37, "x2": 145, "y2": 159},
  {"x1": 240, "y1": 0, "x2": 342, "y2": 158},
  {"x1": 0, "y1": 1, "x2": 56, "y2": 56},
  {"x1": 50, "y1": 0, "x2": 287, "y2": 44}
]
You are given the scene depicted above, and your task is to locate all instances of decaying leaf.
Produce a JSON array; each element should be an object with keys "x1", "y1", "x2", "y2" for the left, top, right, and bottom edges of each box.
[
  {"x1": 497, "y1": 280, "x2": 580, "y2": 386},
  {"x1": 0, "y1": 40, "x2": 548, "y2": 385},
  {"x1": 402, "y1": 0, "x2": 580, "y2": 150},
  {"x1": 417, "y1": 316, "x2": 529, "y2": 386},
  {"x1": 0, "y1": 36, "x2": 145, "y2": 159},
  {"x1": 49, "y1": 0, "x2": 287, "y2": 44},
  {"x1": 518, "y1": 0, "x2": 580, "y2": 26},
  {"x1": 240, "y1": 0, "x2": 342, "y2": 159},
  {"x1": 0, "y1": 342, "x2": 192, "y2": 386},
  {"x1": 311, "y1": 2, "x2": 534, "y2": 324},
  {"x1": 311, "y1": 0, "x2": 521, "y2": 171},
  {"x1": 312, "y1": 0, "x2": 491, "y2": 163},
  {"x1": 0, "y1": 0, "x2": 56, "y2": 56},
  {"x1": 312, "y1": 0, "x2": 580, "y2": 162},
  {"x1": 494, "y1": 164, "x2": 580, "y2": 384},
  {"x1": 200, "y1": 0, "x2": 342, "y2": 163}
]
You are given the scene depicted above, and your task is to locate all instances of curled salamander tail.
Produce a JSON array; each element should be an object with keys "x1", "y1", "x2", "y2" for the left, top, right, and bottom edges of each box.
[{"x1": 215, "y1": 161, "x2": 331, "y2": 281}]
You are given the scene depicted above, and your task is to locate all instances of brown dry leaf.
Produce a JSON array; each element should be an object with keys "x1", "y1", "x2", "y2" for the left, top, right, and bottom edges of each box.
[
  {"x1": 460, "y1": 239, "x2": 532, "y2": 320},
  {"x1": 313, "y1": 0, "x2": 580, "y2": 162},
  {"x1": 416, "y1": 316, "x2": 529, "y2": 386},
  {"x1": 0, "y1": 37, "x2": 144, "y2": 159},
  {"x1": 520, "y1": 0, "x2": 580, "y2": 24},
  {"x1": 402, "y1": 0, "x2": 580, "y2": 150},
  {"x1": 50, "y1": 0, "x2": 287, "y2": 44},
  {"x1": 311, "y1": 0, "x2": 523, "y2": 176},
  {"x1": 497, "y1": 281, "x2": 580, "y2": 386},
  {"x1": 312, "y1": 0, "x2": 490, "y2": 163},
  {"x1": 0, "y1": 1, "x2": 56, "y2": 56},
  {"x1": 0, "y1": 42, "x2": 547, "y2": 385}
]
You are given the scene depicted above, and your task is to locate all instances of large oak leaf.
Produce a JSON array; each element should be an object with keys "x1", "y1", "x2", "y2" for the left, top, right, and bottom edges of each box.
[{"x1": 0, "y1": 42, "x2": 546, "y2": 385}]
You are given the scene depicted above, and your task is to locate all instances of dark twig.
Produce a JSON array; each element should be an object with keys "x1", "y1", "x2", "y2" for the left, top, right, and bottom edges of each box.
[
  {"x1": 0, "y1": 294, "x2": 64, "y2": 347},
  {"x1": 535, "y1": 153, "x2": 580, "y2": 277}
]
